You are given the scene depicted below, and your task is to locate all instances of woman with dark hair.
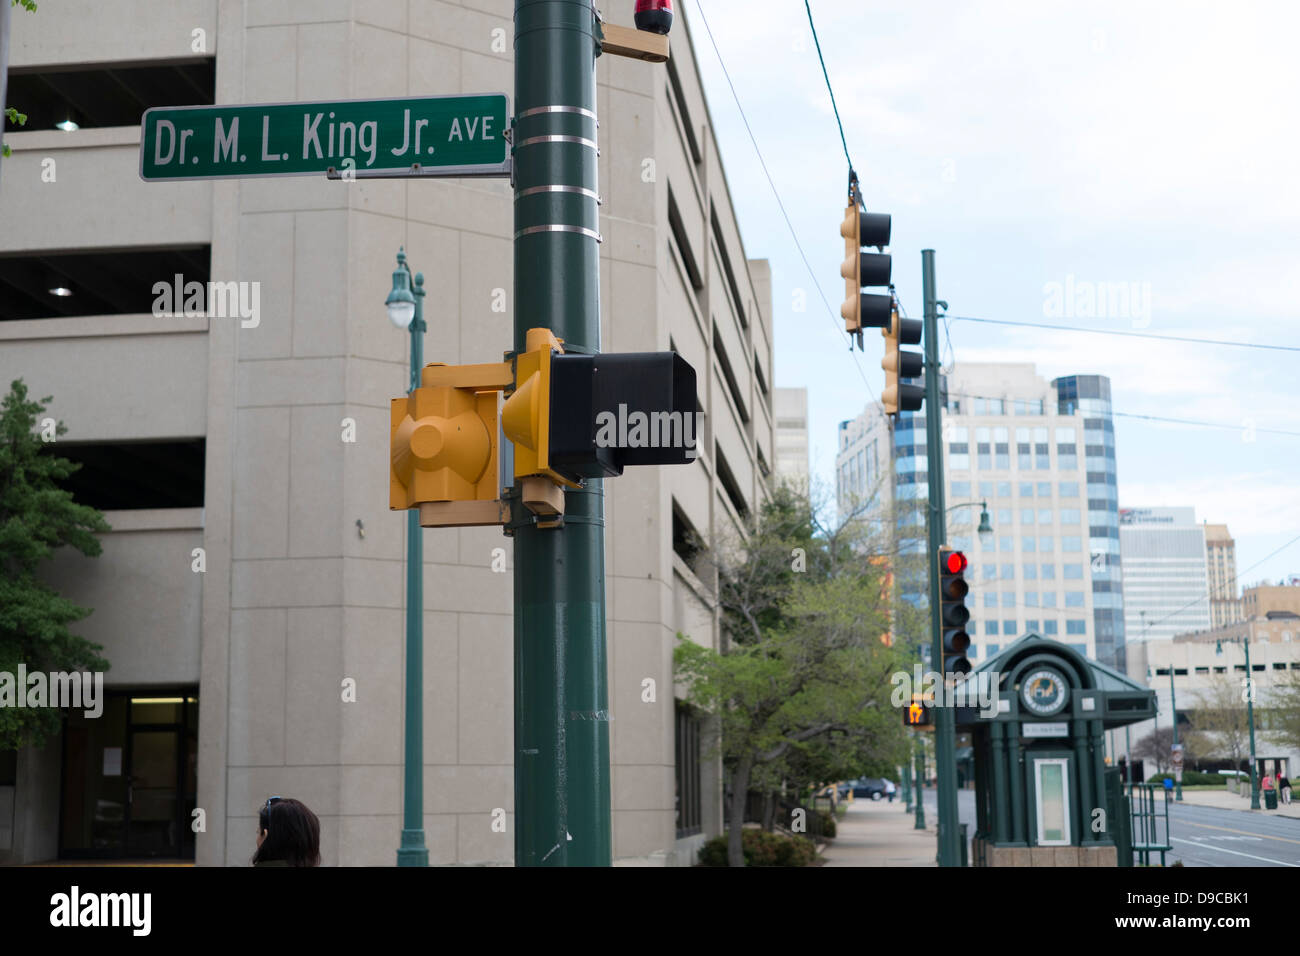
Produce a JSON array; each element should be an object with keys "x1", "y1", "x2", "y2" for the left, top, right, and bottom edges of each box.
[{"x1": 252, "y1": 796, "x2": 321, "y2": 867}]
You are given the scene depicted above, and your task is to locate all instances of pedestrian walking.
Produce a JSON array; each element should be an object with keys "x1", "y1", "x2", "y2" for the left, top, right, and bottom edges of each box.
[
  {"x1": 252, "y1": 796, "x2": 322, "y2": 867},
  {"x1": 1279, "y1": 773, "x2": 1292, "y2": 805},
  {"x1": 885, "y1": 779, "x2": 896, "y2": 803}
]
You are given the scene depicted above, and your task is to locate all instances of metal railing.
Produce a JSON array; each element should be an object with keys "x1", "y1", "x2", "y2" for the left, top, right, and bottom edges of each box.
[{"x1": 1128, "y1": 783, "x2": 1172, "y2": 867}]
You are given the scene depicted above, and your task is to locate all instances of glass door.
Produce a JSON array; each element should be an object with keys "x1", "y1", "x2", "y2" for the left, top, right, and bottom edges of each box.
[{"x1": 1033, "y1": 757, "x2": 1071, "y2": 846}]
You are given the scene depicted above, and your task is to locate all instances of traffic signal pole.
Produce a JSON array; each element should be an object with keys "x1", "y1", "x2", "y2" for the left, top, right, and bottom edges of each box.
[
  {"x1": 511, "y1": 0, "x2": 611, "y2": 866},
  {"x1": 923, "y1": 248, "x2": 960, "y2": 867}
]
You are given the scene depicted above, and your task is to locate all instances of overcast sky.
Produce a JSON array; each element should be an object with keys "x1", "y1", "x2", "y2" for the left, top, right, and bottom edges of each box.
[{"x1": 679, "y1": 0, "x2": 1300, "y2": 590}]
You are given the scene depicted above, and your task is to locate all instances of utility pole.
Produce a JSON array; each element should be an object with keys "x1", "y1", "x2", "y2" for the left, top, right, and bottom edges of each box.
[
  {"x1": 1245, "y1": 638, "x2": 1260, "y2": 810},
  {"x1": 922, "y1": 248, "x2": 960, "y2": 866},
  {"x1": 511, "y1": 0, "x2": 611, "y2": 866}
]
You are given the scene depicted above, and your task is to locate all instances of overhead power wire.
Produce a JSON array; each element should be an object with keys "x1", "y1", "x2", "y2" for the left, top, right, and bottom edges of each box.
[
  {"x1": 692, "y1": 0, "x2": 883, "y2": 411},
  {"x1": 1146, "y1": 530, "x2": 1300, "y2": 631},
  {"x1": 949, "y1": 316, "x2": 1300, "y2": 353},
  {"x1": 804, "y1": 0, "x2": 853, "y2": 171},
  {"x1": 943, "y1": 389, "x2": 1300, "y2": 438}
]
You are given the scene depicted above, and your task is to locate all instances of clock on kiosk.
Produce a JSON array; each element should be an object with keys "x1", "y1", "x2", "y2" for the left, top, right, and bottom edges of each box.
[{"x1": 1020, "y1": 667, "x2": 1069, "y2": 717}]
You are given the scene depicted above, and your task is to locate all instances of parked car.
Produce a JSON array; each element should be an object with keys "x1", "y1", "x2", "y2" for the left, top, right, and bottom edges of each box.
[{"x1": 838, "y1": 777, "x2": 888, "y2": 800}]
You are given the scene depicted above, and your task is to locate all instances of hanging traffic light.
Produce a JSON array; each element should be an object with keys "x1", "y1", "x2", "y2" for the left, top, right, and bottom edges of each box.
[
  {"x1": 839, "y1": 202, "x2": 892, "y2": 345},
  {"x1": 938, "y1": 548, "x2": 971, "y2": 675},
  {"x1": 881, "y1": 306, "x2": 924, "y2": 415}
]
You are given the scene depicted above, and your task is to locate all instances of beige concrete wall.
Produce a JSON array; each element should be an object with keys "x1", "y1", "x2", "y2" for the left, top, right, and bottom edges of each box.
[{"x1": 3, "y1": 0, "x2": 771, "y2": 867}]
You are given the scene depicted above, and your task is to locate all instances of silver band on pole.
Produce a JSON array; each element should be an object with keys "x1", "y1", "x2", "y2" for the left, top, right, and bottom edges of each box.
[
  {"x1": 515, "y1": 135, "x2": 598, "y2": 151},
  {"x1": 514, "y1": 224, "x2": 602, "y2": 242},
  {"x1": 516, "y1": 105, "x2": 598, "y2": 121},
  {"x1": 515, "y1": 184, "x2": 602, "y2": 203}
]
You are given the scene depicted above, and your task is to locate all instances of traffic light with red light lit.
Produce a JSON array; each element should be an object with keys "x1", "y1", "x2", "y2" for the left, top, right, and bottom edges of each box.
[{"x1": 939, "y1": 547, "x2": 971, "y2": 674}]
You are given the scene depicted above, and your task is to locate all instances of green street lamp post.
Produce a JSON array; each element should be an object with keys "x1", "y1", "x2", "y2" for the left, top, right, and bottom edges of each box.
[
  {"x1": 1169, "y1": 664, "x2": 1182, "y2": 802},
  {"x1": 914, "y1": 734, "x2": 926, "y2": 830},
  {"x1": 1218, "y1": 637, "x2": 1261, "y2": 809},
  {"x1": 387, "y1": 247, "x2": 429, "y2": 867}
]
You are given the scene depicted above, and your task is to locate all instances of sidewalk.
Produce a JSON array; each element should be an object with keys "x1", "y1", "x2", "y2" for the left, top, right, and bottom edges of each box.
[
  {"x1": 820, "y1": 795, "x2": 938, "y2": 866},
  {"x1": 1174, "y1": 786, "x2": 1300, "y2": 820}
]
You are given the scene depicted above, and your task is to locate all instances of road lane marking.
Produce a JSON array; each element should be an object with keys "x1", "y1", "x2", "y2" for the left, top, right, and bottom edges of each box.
[
  {"x1": 1169, "y1": 837, "x2": 1299, "y2": 866},
  {"x1": 1178, "y1": 819, "x2": 1300, "y2": 846}
]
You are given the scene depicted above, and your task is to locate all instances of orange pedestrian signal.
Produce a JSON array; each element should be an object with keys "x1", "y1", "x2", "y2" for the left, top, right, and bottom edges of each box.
[{"x1": 904, "y1": 696, "x2": 933, "y2": 728}]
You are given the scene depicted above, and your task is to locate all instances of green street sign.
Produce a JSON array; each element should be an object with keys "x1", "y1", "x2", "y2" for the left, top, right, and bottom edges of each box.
[{"x1": 140, "y1": 93, "x2": 510, "y2": 182}]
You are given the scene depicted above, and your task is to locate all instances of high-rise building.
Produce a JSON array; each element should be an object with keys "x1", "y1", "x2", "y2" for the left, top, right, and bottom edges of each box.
[
  {"x1": 836, "y1": 363, "x2": 1128, "y2": 669},
  {"x1": 774, "y1": 387, "x2": 809, "y2": 484},
  {"x1": 835, "y1": 400, "x2": 890, "y2": 520},
  {"x1": 1204, "y1": 523, "x2": 1241, "y2": 628},
  {"x1": 0, "y1": 1, "x2": 772, "y2": 865},
  {"x1": 1119, "y1": 507, "x2": 1212, "y2": 645}
]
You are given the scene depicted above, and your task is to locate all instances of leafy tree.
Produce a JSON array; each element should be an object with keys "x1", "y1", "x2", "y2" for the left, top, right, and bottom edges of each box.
[
  {"x1": 1191, "y1": 671, "x2": 1252, "y2": 773},
  {"x1": 674, "y1": 480, "x2": 910, "y2": 866},
  {"x1": 2, "y1": 1, "x2": 40, "y2": 160},
  {"x1": 1132, "y1": 725, "x2": 1207, "y2": 775},
  {"x1": 0, "y1": 379, "x2": 110, "y2": 750},
  {"x1": 1267, "y1": 668, "x2": 1300, "y2": 755}
]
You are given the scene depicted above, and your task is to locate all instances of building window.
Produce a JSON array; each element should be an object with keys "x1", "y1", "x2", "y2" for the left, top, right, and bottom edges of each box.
[
  {"x1": 1062, "y1": 564, "x2": 1083, "y2": 579},
  {"x1": 1023, "y1": 563, "x2": 1038, "y2": 580},
  {"x1": 1064, "y1": 591, "x2": 1086, "y2": 608},
  {"x1": 1041, "y1": 563, "x2": 1056, "y2": 579},
  {"x1": 1061, "y1": 536, "x2": 1082, "y2": 552},
  {"x1": 1025, "y1": 619, "x2": 1040, "y2": 633},
  {"x1": 55, "y1": 439, "x2": 205, "y2": 510},
  {"x1": 985, "y1": 621, "x2": 998, "y2": 635},
  {"x1": 987, "y1": 643, "x2": 1001, "y2": 655},
  {"x1": 1043, "y1": 620, "x2": 1059, "y2": 635},
  {"x1": 1066, "y1": 620, "x2": 1087, "y2": 635},
  {"x1": 1059, "y1": 482, "x2": 1080, "y2": 497},
  {"x1": 1003, "y1": 620, "x2": 1018, "y2": 635},
  {"x1": 675, "y1": 702, "x2": 702, "y2": 838}
]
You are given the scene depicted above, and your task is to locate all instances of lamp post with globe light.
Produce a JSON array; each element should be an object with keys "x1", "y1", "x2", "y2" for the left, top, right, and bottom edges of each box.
[{"x1": 386, "y1": 247, "x2": 428, "y2": 866}]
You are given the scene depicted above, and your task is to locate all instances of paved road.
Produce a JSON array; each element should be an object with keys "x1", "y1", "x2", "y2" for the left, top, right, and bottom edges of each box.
[{"x1": 913, "y1": 788, "x2": 1300, "y2": 866}]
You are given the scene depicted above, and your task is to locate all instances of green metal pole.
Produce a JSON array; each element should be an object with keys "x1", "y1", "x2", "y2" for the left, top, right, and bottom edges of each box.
[
  {"x1": 512, "y1": 0, "x2": 611, "y2": 866},
  {"x1": 1170, "y1": 666, "x2": 1182, "y2": 801},
  {"x1": 901, "y1": 760, "x2": 911, "y2": 812},
  {"x1": 922, "y1": 248, "x2": 959, "y2": 866},
  {"x1": 398, "y1": 262, "x2": 429, "y2": 866},
  {"x1": 1125, "y1": 725, "x2": 1132, "y2": 786},
  {"x1": 914, "y1": 736, "x2": 926, "y2": 830},
  {"x1": 1245, "y1": 638, "x2": 1260, "y2": 809}
]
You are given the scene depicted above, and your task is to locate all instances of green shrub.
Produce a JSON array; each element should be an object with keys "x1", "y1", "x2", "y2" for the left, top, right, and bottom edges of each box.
[
  {"x1": 1145, "y1": 770, "x2": 1232, "y2": 787},
  {"x1": 697, "y1": 829, "x2": 819, "y2": 866},
  {"x1": 817, "y1": 809, "x2": 837, "y2": 838}
]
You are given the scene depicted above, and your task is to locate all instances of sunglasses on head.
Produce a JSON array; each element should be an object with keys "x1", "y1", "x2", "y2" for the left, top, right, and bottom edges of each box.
[{"x1": 264, "y1": 795, "x2": 283, "y2": 816}]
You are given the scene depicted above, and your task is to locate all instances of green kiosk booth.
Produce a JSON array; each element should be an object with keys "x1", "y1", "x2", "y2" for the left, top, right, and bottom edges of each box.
[{"x1": 957, "y1": 634, "x2": 1157, "y2": 867}]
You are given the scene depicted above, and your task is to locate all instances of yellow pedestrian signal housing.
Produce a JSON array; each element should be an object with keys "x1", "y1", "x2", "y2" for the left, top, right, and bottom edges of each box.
[
  {"x1": 389, "y1": 360, "x2": 513, "y2": 527},
  {"x1": 502, "y1": 328, "x2": 579, "y2": 489},
  {"x1": 390, "y1": 328, "x2": 700, "y2": 528},
  {"x1": 502, "y1": 327, "x2": 700, "y2": 520},
  {"x1": 881, "y1": 307, "x2": 925, "y2": 415},
  {"x1": 839, "y1": 203, "x2": 892, "y2": 344}
]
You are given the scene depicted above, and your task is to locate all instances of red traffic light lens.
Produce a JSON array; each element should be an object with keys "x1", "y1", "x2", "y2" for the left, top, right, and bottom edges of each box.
[{"x1": 944, "y1": 551, "x2": 967, "y2": 574}]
